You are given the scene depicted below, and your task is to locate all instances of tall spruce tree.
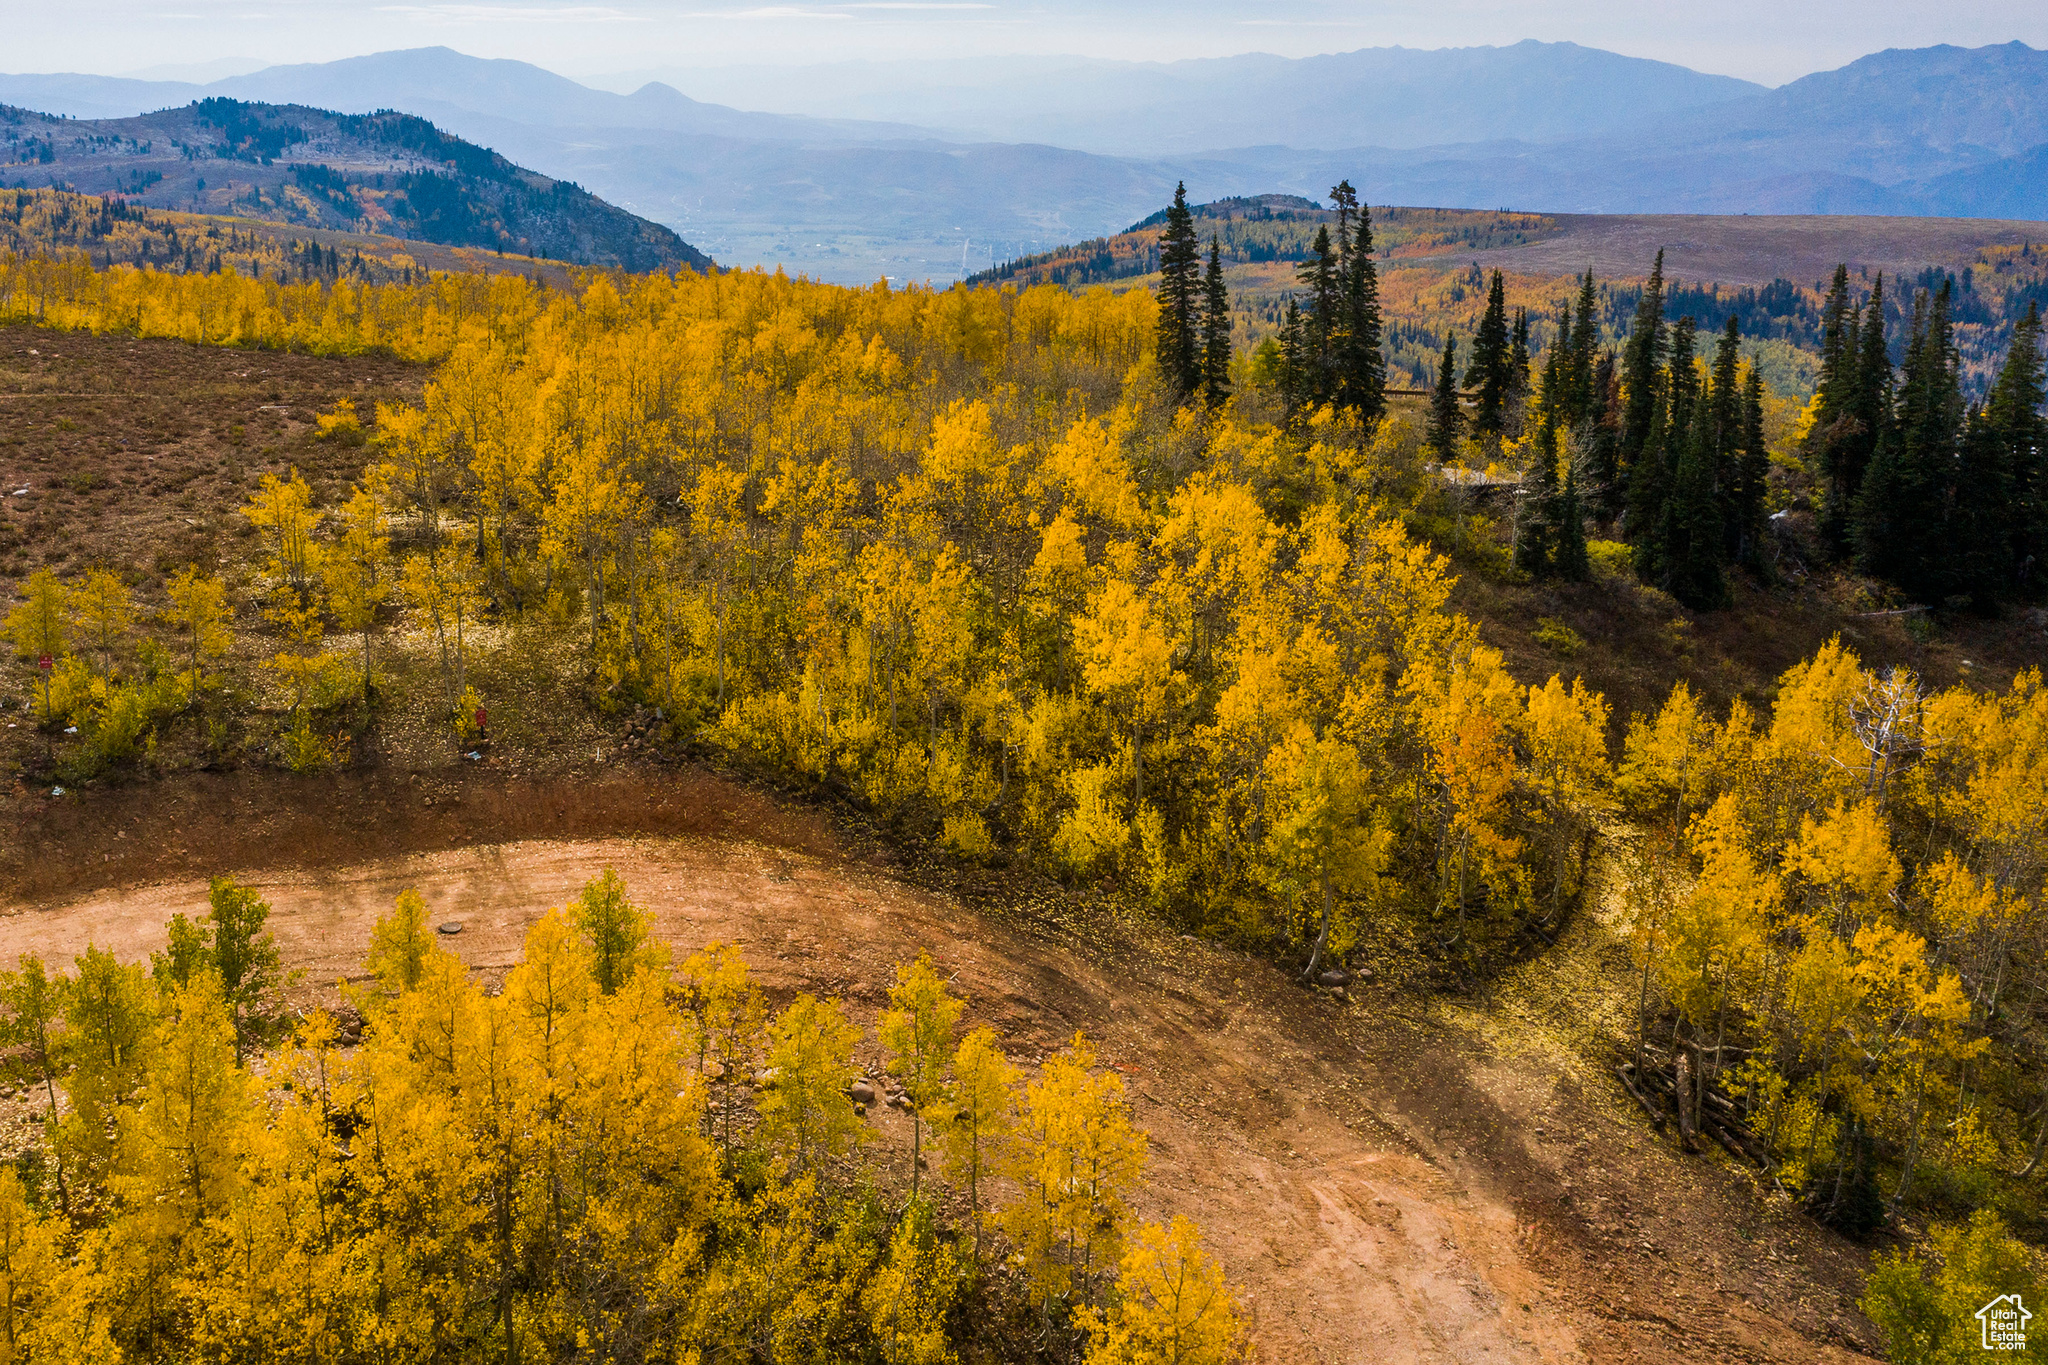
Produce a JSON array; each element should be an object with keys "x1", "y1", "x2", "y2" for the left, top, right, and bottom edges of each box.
[
  {"x1": 1200, "y1": 236, "x2": 1233, "y2": 408},
  {"x1": 1707, "y1": 318, "x2": 1743, "y2": 560},
  {"x1": 1155, "y1": 181, "x2": 1203, "y2": 402},
  {"x1": 1294, "y1": 224, "x2": 1342, "y2": 409},
  {"x1": 1467, "y1": 269, "x2": 1511, "y2": 439},
  {"x1": 1628, "y1": 313, "x2": 1694, "y2": 587},
  {"x1": 1337, "y1": 199, "x2": 1387, "y2": 422},
  {"x1": 1586, "y1": 352, "x2": 1622, "y2": 525},
  {"x1": 1506, "y1": 307, "x2": 1531, "y2": 438},
  {"x1": 1555, "y1": 464, "x2": 1591, "y2": 581},
  {"x1": 1736, "y1": 367, "x2": 1770, "y2": 570},
  {"x1": 1835, "y1": 274, "x2": 1893, "y2": 554},
  {"x1": 1562, "y1": 271, "x2": 1600, "y2": 427},
  {"x1": 1667, "y1": 352, "x2": 1731, "y2": 610},
  {"x1": 1617, "y1": 251, "x2": 1667, "y2": 522},
  {"x1": 1987, "y1": 301, "x2": 2046, "y2": 596},
  {"x1": 1515, "y1": 416, "x2": 1560, "y2": 577},
  {"x1": 1854, "y1": 282, "x2": 1958, "y2": 599},
  {"x1": 1426, "y1": 335, "x2": 1462, "y2": 461},
  {"x1": 1948, "y1": 405, "x2": 2011, "y2": 607}
]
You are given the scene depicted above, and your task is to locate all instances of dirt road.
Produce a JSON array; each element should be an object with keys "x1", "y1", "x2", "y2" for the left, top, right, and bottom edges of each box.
[{"x1": 0, "y1": 768, "x2": 1883, "y2": 1363}]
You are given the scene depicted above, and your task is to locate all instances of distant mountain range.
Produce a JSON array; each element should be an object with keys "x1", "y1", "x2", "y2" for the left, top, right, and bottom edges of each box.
[
  {"x1": 611, "y1": 43, "x2": 1767, "y2": 155},
  {"x1": 0, "y1": 97, "x2": 708, "y2": 273},
  {"x1": 1, "y1": 41, "x2": 2046, "y2": 285}
]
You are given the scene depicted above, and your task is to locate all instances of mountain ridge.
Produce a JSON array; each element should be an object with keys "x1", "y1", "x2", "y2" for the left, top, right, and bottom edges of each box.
[{"x1": 0, "y1": 97, "x2": 710, "y2": 273}]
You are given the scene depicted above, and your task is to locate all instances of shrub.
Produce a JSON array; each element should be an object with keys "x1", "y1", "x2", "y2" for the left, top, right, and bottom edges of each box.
[
  {"x1": 316, "y1": 399, "x2": 365, "y2": 445},
  {"x1": 1532, "y1": 618, "x2": 1585, "y2": 656},
  {"x1": 1587, "y1": 539, "x2": 1632, "y2": 579}
]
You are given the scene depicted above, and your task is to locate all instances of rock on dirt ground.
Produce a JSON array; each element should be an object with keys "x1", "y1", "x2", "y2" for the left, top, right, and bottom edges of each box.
[{"x1": 0, "y1": 765, "x2": 1885, "y2": 1364}]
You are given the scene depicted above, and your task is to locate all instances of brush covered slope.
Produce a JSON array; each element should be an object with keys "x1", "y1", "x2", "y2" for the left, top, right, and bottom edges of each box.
[{"x1": 0, "y1": 98, "x2": 709, "y2": 274}]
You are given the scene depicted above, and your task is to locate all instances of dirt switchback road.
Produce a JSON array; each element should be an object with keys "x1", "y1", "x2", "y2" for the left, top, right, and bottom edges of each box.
[{"x1": 2, "y1": 771, "x2": 1883, "y2": 1363}]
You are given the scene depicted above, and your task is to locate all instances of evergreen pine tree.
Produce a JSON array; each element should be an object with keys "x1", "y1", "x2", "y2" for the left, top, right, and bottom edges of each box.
[
  {"x1": 1667, "y1": 382, "x2": 1730, "y2": 610},
  {"x1": 1154, "y1": 181, "x2": 1203, "y2": 402},
  {"x1": 1854, "y1": 283, "x2": 1958, "y2": 600},
  {"x1": 1425, "y1": 335, "x2": 1462, "y2": 462},
  {"x1": 1707, "y1": 318, "x2": 1743, "y2": 561},
  {"x1": 1586, "y1": 352, "x2": 1622, "y2": 524},
  {"x1": 1467, "y1": 269, "x2": 1511, "y2": 439},
  {"x1": 1337, "y1": 200, "x2": 1387, "y2": 423},
  {"x1": 1295, "y1": 224, "x2": 1341, "y2": 409},
  {"x1": 1947, "y1": 405, "x2": 2010, "y2": 607},
  {"x1": 1806, "y1": 267, "x2": 1862, "y2": 555},
  {"x1": 1987, "y1": 300, "x2": 2046, "y2": 596},
  {"x1": 1565, "y1": 271, "x2": 1600, "y2": 426},
  {"x1": 1278, "y1": 299, "x2": 1307, "y2": 416},
  {"x1": 1200, "y1": 236, "x2": 1233, "y2": 408},
  {"x1": 1736, "y1": 367, "x2": 1770, "y2": 570},
  {"x1": 1554, "y1": 464, "x2": 1591, "y2": 581},
  {"x1": 1834, "y1": 274, "x2": 1893, "y2": 555},
  {"x1": 1514, "y1": 416, "x2": 1560, "y2": 577},
  {"x1": 1618, "y1": 251, "x2": 1667, "y2": 521},
  {"x1": 1505, "y1": 307, "x2": 1531, "y2": 438}
]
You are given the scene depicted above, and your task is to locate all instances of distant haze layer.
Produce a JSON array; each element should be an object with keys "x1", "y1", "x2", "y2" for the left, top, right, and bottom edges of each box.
[{"x1": 4, "y1": 41, "x2": 2048, "y2": 284}]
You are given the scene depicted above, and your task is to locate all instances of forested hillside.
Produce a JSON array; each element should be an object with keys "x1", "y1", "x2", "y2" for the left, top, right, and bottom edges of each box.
[
  {"x1": 0, "y1": 99, "x2": 708, "y2": 273},
  {"x1": 0, "y1": 191, "x2": 2045, "y2": 1362},
  {"x1": 975, "y1": 194, "x2": 2048, "y2": 399}
]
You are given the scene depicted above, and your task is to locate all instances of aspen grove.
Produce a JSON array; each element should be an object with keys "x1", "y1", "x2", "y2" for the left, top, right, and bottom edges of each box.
[{"x1": 5, "y1": 244, "x2": 2048, "y2": 1336}]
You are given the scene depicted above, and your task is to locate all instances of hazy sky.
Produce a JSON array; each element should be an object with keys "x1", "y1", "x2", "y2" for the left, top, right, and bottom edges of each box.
[{"x1": 16, "y1": 0, "x2": 2048, "y2": 87}]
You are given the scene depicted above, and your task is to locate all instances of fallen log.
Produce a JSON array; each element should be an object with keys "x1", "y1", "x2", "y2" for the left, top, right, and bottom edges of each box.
[
  {"x1": 1674, "y1": 1052, "x2": 1700, "y2": 1153},
  {"x1": 1616, "y1": 1066, "x2": 1668, "y2": 1129}
]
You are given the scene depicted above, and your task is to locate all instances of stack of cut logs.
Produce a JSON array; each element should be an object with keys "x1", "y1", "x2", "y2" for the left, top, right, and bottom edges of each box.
[{"x1": 1616, "y1": 1044, "x2": 1773, "y2": 1168}]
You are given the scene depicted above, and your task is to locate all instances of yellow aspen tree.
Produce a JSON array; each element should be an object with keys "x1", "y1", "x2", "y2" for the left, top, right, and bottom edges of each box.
[
  {"x1": 1075, "y1": 553, "x2": 1181, "y2": 811},
  {"x1": 1001, "y1": 1032, "x2": 1148, "y2": 1318},
  {"x1": 1619, "y1": 679, "x2": 1715, "y2": 846},
  {"x1": 163, "y1": 566, "x2": 232, "y2": 693},
  {"x1": 123, "y1": 973, "x2": 251, "y2": 1227},
  {"x1": 571, "y1": 868, "x2": 666, "y2": 995},
  {"x1": 939, "y1": 1024, "x2": 1016, "y2": 1267},
  {"x1": 401, "y1": 542, "x2": 485, "y2": 708},
  {"x1": 368, "y1": 888, "x2": 435, "y2": 993},
  {"x1": 1660, "y1": 795, "x2": 1775, "y2": 1122},
  {"x1": 864, "y1": 1198, "x2": 962, "y2": 1365},
  {"x1": 685, "y1": 462, "x2": 750, "y2": 707},
  {"x1": 57, "y1": 946, "x2": 154, "y2": 1193},
  {"x1": 372, "y1": 402, "x2": 454, "y2": 550},
  {"x1": 68, "y1": 568, "x2": 133, "y2": 677},
  {"x1": 680, "y1": 940, "x2": 765, "y2": 1166},
  {"x1": 1519, "y1": 675, "x2": 1612, "y2": 922},
  {"x1": 1078, "y1": 1216, "x2": 1247, "y2": 1365},
  {"x1": 878, "y1": 953, "x2": 964, "y2": 1199},
  {"x1": 3, "y1": 569, "x2": 67, "y2": 720},
  {"x1": 1263, "y1": 729, "x2": 1389, "y2": 980},
  {"x1": 0, "y1": 958, "x2": 72, "y2": 1218},
  {"x1": 1431, "y1": 704, "x2": 1523, "y2": 949},
  {"x1": 323, "y1": 476, "x2": 394, "y2": 707},
  {"x1": 757, "y1": 994, "x2": 863, "y2": 1175},
  {"x1": 243, "y1": 468, "x2": 322, "y2": 598},
  {"x1": 0, "y1": 1167, "x2": 57, "y2": 1365},
  {"x1": 1787, "y1": 800, "x2": 1902, "y2": 935}
]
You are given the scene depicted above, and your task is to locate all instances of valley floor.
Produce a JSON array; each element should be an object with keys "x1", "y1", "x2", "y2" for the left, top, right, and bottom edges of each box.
[{"x1": 4, "y1": 763, "x2": 1887, "y2": 1363}]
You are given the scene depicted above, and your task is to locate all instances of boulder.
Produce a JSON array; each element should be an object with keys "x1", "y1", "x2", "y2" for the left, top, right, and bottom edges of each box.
[
  {"x1": 1316, "y1": 969, "x2": 1353, "y2": 988},
  {"x1": 849, "y1": 1080, "x2": 877, "y2": 1106}
]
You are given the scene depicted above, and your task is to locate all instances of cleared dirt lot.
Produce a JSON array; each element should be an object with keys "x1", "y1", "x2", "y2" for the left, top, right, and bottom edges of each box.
[{"x1": 2, "y1": 765, "x2": 1886, "y2": 1364}]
